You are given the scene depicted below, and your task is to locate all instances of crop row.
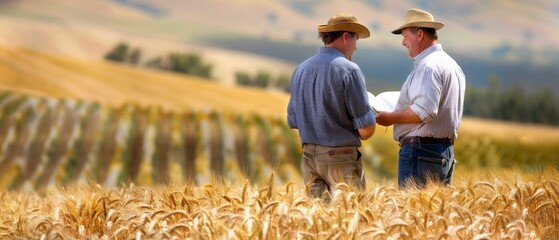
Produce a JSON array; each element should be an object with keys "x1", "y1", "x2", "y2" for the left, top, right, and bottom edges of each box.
[
  {"x1": 1, "y1": 90, "x2": 558, "y2": 190},
  {"x1": 0, "y1": 91, "x2": 302, "y2": 190}
]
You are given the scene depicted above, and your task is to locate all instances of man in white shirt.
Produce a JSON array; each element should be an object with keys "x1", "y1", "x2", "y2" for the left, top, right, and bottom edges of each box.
[{"x1": 376, "y1": 8, "x2": 466, "y2": 189}]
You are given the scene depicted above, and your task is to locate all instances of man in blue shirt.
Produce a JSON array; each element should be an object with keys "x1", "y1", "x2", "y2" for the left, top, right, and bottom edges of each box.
[{"x1": 287, "y1": 13, "x2": 376, "y2": 198}]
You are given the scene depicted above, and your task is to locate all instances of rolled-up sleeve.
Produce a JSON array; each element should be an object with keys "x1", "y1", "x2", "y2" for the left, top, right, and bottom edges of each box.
[
  {"x1": 287, "y1": 100, "x2": 297, "y2": 129},
  {"x1": 352, "y1": 108, "x2": 376, "y2": 128}
]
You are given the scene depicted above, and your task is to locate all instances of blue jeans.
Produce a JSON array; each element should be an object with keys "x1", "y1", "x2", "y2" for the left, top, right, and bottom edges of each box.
[{"x1": 398, "y1": 141, "x2": 455, "y2": 189}]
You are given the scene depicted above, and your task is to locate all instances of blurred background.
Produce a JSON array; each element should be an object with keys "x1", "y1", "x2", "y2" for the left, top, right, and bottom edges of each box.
[
  {"x1": 0, "y1": 0, "x2": 558, "y2": 189},
  {"x1": 2, "y1": 0, "x2": 559, "y2": 88}
]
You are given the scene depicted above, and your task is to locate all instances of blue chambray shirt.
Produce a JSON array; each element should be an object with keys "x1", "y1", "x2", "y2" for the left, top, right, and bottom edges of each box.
[{"x1": 287, "y1": 47, "x2": 376, "y2": 147}]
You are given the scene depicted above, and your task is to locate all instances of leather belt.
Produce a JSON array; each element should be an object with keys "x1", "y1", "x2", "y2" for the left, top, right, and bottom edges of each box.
[
  {"x1": 328, "y1": 148, "x2": 354, "y2": 156},
  {"x1": 399, "y1": 136, "x2": 454, "y2": 145}
]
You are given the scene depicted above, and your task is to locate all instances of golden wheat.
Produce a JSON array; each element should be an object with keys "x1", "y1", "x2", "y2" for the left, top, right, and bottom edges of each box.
[{"x1": 1, "y1": 169, "x2": 557, "y2": 239}]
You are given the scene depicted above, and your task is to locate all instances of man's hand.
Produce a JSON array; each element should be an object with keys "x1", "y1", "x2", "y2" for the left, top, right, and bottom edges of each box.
[
  {"x1": 376, "y1": 108, "x2": 422, "y2": 126},
  {"x1": 375, "y1": 111, "x2": 393, "y2": 126},
  {"x1": 358, "y1": 124, "x2": 376, "y2": 140}
]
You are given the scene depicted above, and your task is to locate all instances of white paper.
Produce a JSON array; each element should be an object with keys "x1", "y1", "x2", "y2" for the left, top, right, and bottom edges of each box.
[{"x1": 367, "y1": 91, "x2": 400, "y2": 113}]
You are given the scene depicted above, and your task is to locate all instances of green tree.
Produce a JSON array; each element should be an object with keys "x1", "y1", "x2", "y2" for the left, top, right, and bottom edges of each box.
[
  {"x1": 275, "y1": 73, "x2": 291, "y2": 93},
  {"x1": 464, "y1": 87, "x2": 486, "y2": 117},
  {"x1": 104, "y1": 42, "x2": 129, "y2": 62},
  {"x1": 235, "y1": 71, "x2": 252, "y2": 86},
  {"x1": 500, "y1": 85, "x2": 526, "y2": 122},
  {"x1": 235, "y1": 71, "x2": 290, "y2": 91},
  {"x1": 463, "y1": 76, "x2": 559, "y2": 126},
  {"x1": 167, "y1": 52, "x2": 212, "y2": 79},
  {"x1": 127, "y1": 48, "x2": 142, "y2": 65},
  {"x1": 254, "y1": 71, "x2": 271, "y2": 88},
  {"x1": 486, "y1": 75, "x2": 500, "y2": 118},
  {"x1": 528, "y1": 88, "x2": 558, "y2": 125},
  {"x1": 145, "y1": 52, "x2": 213, "y2": 79},
  {"x1": 145, "y1": 57, "x2": 165, "y2": 69}
]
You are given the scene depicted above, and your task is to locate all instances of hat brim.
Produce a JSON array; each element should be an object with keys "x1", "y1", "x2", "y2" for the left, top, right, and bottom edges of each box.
[
  {"x1": 391, "y1": 21, "x2": 444, "y2": 34},
  {"x1": 317, "y1": 23, "x2": 371, "y2": 39}
]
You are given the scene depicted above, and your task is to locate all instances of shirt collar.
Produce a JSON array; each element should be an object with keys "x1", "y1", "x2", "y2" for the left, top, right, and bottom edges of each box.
[
  {"x1": 319, "y1": 46, "x2": 344, "y2": 56},
  {"x1": 413, "y1": 44, "x2": 443, "y2": 65}
]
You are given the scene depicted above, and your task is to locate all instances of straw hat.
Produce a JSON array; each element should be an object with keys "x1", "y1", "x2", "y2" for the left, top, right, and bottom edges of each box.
[
  {"x1": 392, "y1": 8, "x2": 444, "y2": 34},
  {"x1": 317, "y1": 13, "x2": 370, "y2": 39}
]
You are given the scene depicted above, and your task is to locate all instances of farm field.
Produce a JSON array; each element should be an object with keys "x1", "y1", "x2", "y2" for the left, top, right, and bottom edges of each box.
[
  {"x1": 0, "y1": 47, "x2": 290, "y2": 118},
  {"x1": 1, "y1": 47, "x2": 559, "y2": 239},
  {"x1": 1, "y1": 170, "x2": 558, "y2": 239}
]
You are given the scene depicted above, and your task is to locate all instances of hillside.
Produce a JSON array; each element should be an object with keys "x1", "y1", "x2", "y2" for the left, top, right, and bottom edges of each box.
[
  {"x1": 3, "y1": 0, "x2": 557, "y2": 59},
  {"x1": 0, "y1": 0, "x2": 296, "y2": 85},
  {"x1": 1, "y1": 0, "x2": 558, "y2": 91},
  {"x1": 0, "y1": 45, "x2": 558, "y2": 191},
  {"x1": 2, "y1": 46, "x2": 559, "y2": 140},
  {"x1": 0, "y1": 47, "x2": 290, "y2": 118}
]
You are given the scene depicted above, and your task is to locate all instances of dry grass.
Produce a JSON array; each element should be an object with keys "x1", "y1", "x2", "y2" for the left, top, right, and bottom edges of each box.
[
  {"x1": 458, "y1": 117, "x2": 559, "y2": 144},
  {"x1": 1, "y1": 170, "x2": 557, "y2": 239},
  {"x1": 0, "y1": 47, "x2": 290, "y2": 119}
]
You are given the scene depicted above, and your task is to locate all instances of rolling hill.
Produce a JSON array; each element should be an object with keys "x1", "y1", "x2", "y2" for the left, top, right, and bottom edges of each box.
[
  {"x1": 0, "y1": 47, "x2": 290, "y2": 118},
  {"x1": 1, "y1": 0, "x2": 558, "y2": 91},
  {"x1": 1, "y1": 46, "x2": 558, "y2": 142},
  {"x1": 0, "y1": 44, "x2": 558, "y2": 192}
]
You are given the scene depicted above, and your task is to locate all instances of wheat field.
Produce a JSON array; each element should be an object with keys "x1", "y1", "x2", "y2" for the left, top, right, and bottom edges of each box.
[
  {"x1": 1, "y1": 47, "x2": 559, "y2": 239},
  {"x1": 1, "y1": 170, "x2": 558, "y2": 239}
]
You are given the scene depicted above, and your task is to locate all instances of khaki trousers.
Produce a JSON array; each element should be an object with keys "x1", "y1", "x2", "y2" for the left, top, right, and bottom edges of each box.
[{"x1": 302, "y1": 144, "x2": 365, "y2": 198}]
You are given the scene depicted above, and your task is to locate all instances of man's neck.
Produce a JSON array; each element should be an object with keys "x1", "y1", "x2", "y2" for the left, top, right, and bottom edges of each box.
[
  {"x1": 326, "y1": 42, "x2": 350, "y2": 60},
  {"x1": 418, "y1": 40, "x2": 437, "y2": 55}
]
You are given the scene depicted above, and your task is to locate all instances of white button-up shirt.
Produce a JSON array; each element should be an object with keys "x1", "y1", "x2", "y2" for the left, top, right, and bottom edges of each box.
[{"x1": 393, "y1": 44, "x2": 466, "y2": 141}]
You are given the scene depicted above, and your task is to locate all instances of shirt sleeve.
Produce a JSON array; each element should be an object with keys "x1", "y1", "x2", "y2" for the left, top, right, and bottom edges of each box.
[
  {"x1": 353, "y1": 108, "x2": 376, "y2": 129},
  {"x1": 287, "y1": 99, "x2": 297, "y2": 129},
  {"x1": 345, "y1": 69, "x2": 376, "y2": 129},
  {"x1": 409, "y1": 66, "x2": 441, "y2": 122}
]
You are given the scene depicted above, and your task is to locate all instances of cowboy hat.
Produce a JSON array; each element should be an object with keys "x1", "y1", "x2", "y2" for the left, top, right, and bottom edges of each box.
[
  {"x1": 317, "y1": 13, "x2": 370, "y2": 39},
  {"x1": 392, "y1": 8, "x2": 444, "y2": 34}
]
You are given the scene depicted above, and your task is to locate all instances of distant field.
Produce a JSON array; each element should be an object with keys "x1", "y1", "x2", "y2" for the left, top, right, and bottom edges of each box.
[
  {"x1": 1, "y1": 46, "x2": 558, "y2": 188},
  {"x1": 1, "y1": 46, "x2": 559, "y2": 239},
  {"x1": 0, "y1": 47, "x2": 290, "y2": 118},
  {"x1": 4, "y1": 46, "x2": 558, "y2": 137},
  {"x1": 3, "y1": 0, "x2": 559, "y2": 92}
]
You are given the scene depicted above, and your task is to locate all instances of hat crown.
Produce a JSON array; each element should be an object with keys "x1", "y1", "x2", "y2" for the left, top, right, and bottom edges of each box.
[
  {"x1": 405, "y1": 8, "x2": 435, "y2": 23},
  {"x1": 317, "y1": 12, "x2": 371, "y2": 38},
  {"x1": 327, "y1": 13, "x2": 358, "y2": 26},
  {"x1": 391, "y1": 8, "x2": 444, "y2": 34}
]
